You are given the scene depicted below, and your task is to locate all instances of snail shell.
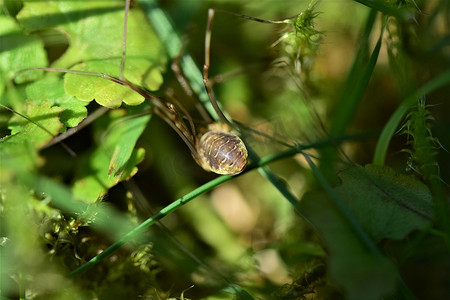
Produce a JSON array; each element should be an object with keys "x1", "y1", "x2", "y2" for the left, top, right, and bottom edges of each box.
[{"x1": 196, "y1": 124, "x2": 248, "y2": 175}]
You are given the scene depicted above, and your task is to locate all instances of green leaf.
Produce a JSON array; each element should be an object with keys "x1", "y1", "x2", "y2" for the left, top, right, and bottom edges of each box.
[
  {"x1": 337, "y1": 164, "x2": 434, "y2": 240},
  {"x1": 17, "y1": 0, "x2": 124, "y2": 67},
  {"x1": 17, "y1": 0, "x2": 166, "y2": 108},
  {"x1": 0, "y1": 101, "x2": 63, "y2": 171},
  {"x1": 306, "y1": 164, "x2": 434, "y2": 242},
  {"x1": 7, "y1": 101, "x2": 63, "y2": 147},
  {"x1": 25, "y1": 77, "x2": 88, "y2": 128},
  {"x1": 72, "y1": 109, "x2": 150, "y2": 202},
  {"x1": 300, "y1": 190, "x2": 397, "y2": 300},
  {"x1": 0, "y1": 15, "x2": 47, "y2": 90},
  {"x1": 102, "y1": 110, "x2": 151, "y2": 177},
  {"x1": 64, "y1": 57, "x2": 163, "y2": 108},
  {"x1": 73, "y1": 147, "x2": 145, "y2": 203},
  {"x1": 300, "y1": 163, "x2": 434, "y2": 299}
]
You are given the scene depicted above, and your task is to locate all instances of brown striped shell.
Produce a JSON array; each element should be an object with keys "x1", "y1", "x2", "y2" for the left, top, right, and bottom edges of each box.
[{"x1": 196, "y1": 124, "x2": 248, "y2": 175}]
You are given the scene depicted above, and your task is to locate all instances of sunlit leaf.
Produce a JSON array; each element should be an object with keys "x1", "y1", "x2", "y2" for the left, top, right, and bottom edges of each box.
[
  {"x1": 0, "y1": 15, "x2": 47, "y2": 90},
  {"x1": 25, "y1": 77, "x2": 88, "y2": 128},
  {"x1": 7, "y1": 101, "x2": 63, "y2": 147},
  {"x1": 73, "y1": 147, "x2": 145, "y2": 203},
  {"x1": 17, "y1": 0, "x2": 166, "y2": 108},
  {"x1": 71, "y1": 104, "x2": 150, "y2": 202},
  {"x1": 102, "y1": 110, "x2": 151, "y2": 177},
  {"x1": 1, "y1": 101, "x2": 63, "y2": 171},
  {"x1": 64, "y1": 58, "x2": 163, "y2": 108},
  {"x1": 18, "y1": 0, "x2": 125, "y2": 67}
]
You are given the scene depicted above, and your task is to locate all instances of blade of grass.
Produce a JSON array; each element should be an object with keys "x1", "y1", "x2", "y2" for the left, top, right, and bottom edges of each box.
[
  {"x1": 67, "y1": 174, "x2": 231, "y2": 277},
  {"x1": 319, "y1": 9, "x2": 381, "y2": 180},
  {"x1": 330, "y1": 11, "x2": 381, "y2": 137},
  {"x1": 353, "y1": 0, "x2": 412, "y2": 20}
]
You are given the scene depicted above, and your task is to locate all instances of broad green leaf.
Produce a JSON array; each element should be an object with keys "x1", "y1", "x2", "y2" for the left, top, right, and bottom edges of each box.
[
  {"x1": 25, "y1": 77, "x2": 88, "y2": 128},
  {"x1": 17, "y1": 0, "x2": 166, "y2": 108},
  {"x1": 303, "y1": 164, "x2": 434, "y2": 241},
  {"x1": 7, "y1": 101, "x2": 63, "y2": 147},
  {"x1": 102, "y1": 110, "x2": 151, "y2": 177},
  {"x1": 18, "y1": 0, "x2": 126, "y2": 67},
  {"x1": 71, "y1": 109, "x2": 150, "y2": 202},
  {"x1": 0, "y1": 102, "x2": 63, "y2": 171},
  {"x1": 0, "y1": 15, "x2": 47, "y2": 90},
  {"x1": 335, "y1": 164, "x2": 434, "y2": 240},
  {"x1": 73, "y1": 147, "x2": 145, "y2": 203},
  {"x1": 300, "y1": 190, "x2": 398, "y2": 300},
  {"x1": 64, "y1": 57, "x2": 163, "y2": 108},
  {"x1": 299, "y1": 163, "x2": 434, "y2": 299}
]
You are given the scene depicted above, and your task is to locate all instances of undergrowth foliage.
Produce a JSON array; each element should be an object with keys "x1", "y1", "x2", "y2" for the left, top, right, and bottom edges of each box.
[{"x1": 1, "y1": 0, "x2": 449, "y2": 299}]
